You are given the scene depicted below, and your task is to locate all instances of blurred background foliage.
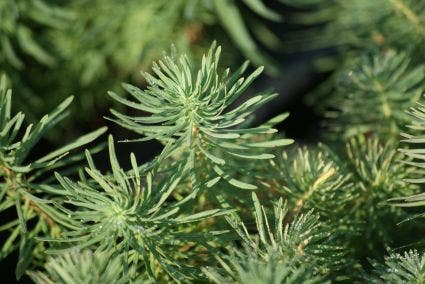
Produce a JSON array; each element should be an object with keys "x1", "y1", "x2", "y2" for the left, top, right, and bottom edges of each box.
[
  {"x1": 0, "y1": 0, "x2": 288, "y2": 130},
  {"x1": 3, "y1": 0, "x2": 425, "y2": 144}
]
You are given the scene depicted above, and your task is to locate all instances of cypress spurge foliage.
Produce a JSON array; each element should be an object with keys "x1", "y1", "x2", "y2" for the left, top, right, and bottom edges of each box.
[
  {"x1": 392, "y1": 96, "x2": 425, "y2": 207},
  {"x1": 2, "y1": 22, "x2": 425, "y2": 281},
  {"x1": 109, "y1": 43, "x2": 293, "y2": 194},
  {"x1": 341, "y1": 136, "x2": 423, "y2": 262},
  {"x1": 28, "y1": 249, "x2": 133, "y2": 284},
  {"x1": 263, "y1": 136, "x2": 423, "y2": 276},
  {"x1": 224, "y1": 193, "x2": 344, "y2": 278},
  {"x1": 370, "y1": 250, "x2": 425, "y2": 283},
  {"x1": 282, "y1": 0, "x2": 425, "y2": 53},
  {"x1": 51, "y1": 135, "x2": 231, "y2": 281},
  {"x1": 325, "y1": 51, "x2": 425, "y2": 139},
  {"x1": 0, "y1": 0, "x2": 71, "y2": 69},
  {"x1": 269, "y1": 145, "x2": 355, "y2": 218},
  {"x1": 203, "y1": 247, "x2": 326, "y2": 284},
  {"x1": 0, "y1": 43, "x2": 298, "y2": 283},
  {"x1": 399, "y1": 98, "x2": 425, "y2": 186},
  {"x1": 0, "y1": 76, "x2": 106, "y2": 278}
]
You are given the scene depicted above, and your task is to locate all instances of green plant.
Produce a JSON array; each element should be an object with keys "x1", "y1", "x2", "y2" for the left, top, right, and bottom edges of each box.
[
  {"x1": 0, "y1": 44, "x2": 296, "y2": 282},
  {"x1": 0, "y1": 76, "x2": 106, "y2": 279},
  {"x1": 1, "y1": 0, "x2": 282, "y2": 122},
  {"x1": 27, "y1": 249, "x2": 134, "y2": 284},
  {"x1": 51, "y1": 135, "x2": 231, "y2": 281},
  {"x1": 0, "y1": 0, "x2": 71, "y2": 69},
  {"x1": 323, "y1": 50, "x2": 425, "y2": 139},
  {"x1": 203, "y1": 245, "x2": 326, "y2": 284},
  {"x1": 370, "y1": 250, "x2": 425, "y2": 283},
  {"x1": 3, "y1": 1, "x2": 425, "y2": 282},
  {"x1": 109, "y1": 43, "x2": 293, "y2": 194}
]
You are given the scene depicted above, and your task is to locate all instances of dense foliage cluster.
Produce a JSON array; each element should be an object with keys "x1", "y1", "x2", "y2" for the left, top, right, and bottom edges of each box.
[{"x1": 2, "y1": 0, "x2": 425, "y2": 283}]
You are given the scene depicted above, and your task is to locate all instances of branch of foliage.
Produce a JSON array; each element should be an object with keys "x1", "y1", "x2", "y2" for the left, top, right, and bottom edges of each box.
[
  {"x1": 0, "y1": 75, "x2": 107, "y2": 279},
  {"x1": 108, "y1": 43, "x2": 293, "y2": 196}
]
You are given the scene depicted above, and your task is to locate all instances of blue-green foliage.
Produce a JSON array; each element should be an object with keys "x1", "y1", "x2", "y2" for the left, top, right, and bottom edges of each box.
[{"x1": 1, "y1": 0, "x2": 425, "y2": 282}]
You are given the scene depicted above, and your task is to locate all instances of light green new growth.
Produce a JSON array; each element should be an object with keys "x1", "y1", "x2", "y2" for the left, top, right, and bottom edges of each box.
[
  {"x1": 28, "y1": 249, "x2": 131, "y2": 284},
  {"x1": 225, "y1": 193, "x2": 344, "y2": 277},
  {"x1": 325, "y1": 51, "x2": 425, "y2": 139},
  {"x1": 51, "y1": 135, "x2": 230, "y2": 281},
  {"x1": 203, "y1": 247, "x2": 326, "y2": 284},
  {"x1": 370, "y1": 250, "x2": 425, "y2": 283},
  {"x1": 109, "y1": 43, "x2": 293, "y2": 193}
]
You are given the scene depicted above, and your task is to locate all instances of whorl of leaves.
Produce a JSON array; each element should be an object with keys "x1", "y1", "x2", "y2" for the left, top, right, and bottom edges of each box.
[
  {"x1": 370, "y1": 250, "x2": 425, "y2": 283},
  {"x1": 344, "y1": 136, "x2": 422, "y2": 257},
  {"x1": 203, "y1": 246, "x2": 326, "y2": 284},
  {"x1": 109, "y1": 43, "x2": 293, "y2": 192},
  {"x1": 28, "y1": 249, "x2": 132, "y2": 284},
  {"x1": 269, "y1": 145, "x2": 354, "y2": 218},
  {"x1": 226, "y1": 193, "x2": 345, "y2": 277},
  {"x1": 346, "y1": 136, "x2": 413, "y2": 194},
  {"x1": 325, "y1": 51, "x2": 425, "y2": 139},
  {"x1": 51, "y1": 135, "x2": 230, "y2": 282}
]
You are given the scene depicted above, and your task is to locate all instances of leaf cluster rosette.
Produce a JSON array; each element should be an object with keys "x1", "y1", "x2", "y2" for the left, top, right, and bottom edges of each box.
[
  {"x1": 50, "y1": 136, "x2": 231, "y2": 281},
  {"x1": 109, "y1": 43, "x2": 293, "y2": 194}
]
